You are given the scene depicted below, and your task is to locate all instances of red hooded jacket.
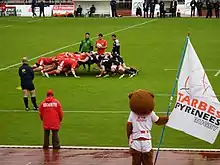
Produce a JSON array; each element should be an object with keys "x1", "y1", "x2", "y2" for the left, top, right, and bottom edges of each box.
[{"x1": 39, "y1": 96, "x2": 63, "y2": 130}]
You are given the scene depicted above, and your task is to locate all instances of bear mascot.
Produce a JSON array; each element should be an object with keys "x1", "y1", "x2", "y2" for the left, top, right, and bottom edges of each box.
[{"x1": 126, "y1": 89, "x2": 169, "y2": 165}]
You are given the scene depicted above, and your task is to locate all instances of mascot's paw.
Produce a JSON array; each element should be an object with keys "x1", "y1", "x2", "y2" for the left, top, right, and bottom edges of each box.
[{"x1": 155, "y1": 116, "x2": 169, "y2": 125}]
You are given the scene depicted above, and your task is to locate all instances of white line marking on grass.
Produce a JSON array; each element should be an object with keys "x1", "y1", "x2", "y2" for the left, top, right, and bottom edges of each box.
[
  {"x1": 26, "y1": 162, "x2": 32, "y2": 165},
  {"x1": 165, "y1": 68, "x2": 219, "y2": 72},
  {"x1": 1, "y1": 25, "x2": 12, "y2": 28},
  {"x1": 0, "y1": 145, "x2": 219, "y2": 152},
  {"x1": 27, "y1": 19, "x2": 42, "y2": 23},
  {"x1": 0, "y1": 109, "x2": 167, "y2": 114},
  {"x1": 0, "y1": 19, "x2": 157, "y2": 72},
  {"x1": 214, "y1": 70, "x2": 220, "y2": 77}
]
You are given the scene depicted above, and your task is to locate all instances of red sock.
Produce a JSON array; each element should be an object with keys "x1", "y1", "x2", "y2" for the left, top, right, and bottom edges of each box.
[{"x1": 47, "y1": 70, "x2": 57, "y2": 75}]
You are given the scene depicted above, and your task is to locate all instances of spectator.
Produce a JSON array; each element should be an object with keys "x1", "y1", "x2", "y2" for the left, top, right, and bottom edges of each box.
[
  {"x1": 76, "y1": 5, "x2": 82, "y2": 17},
  {"x1": 39, "y1": 0, "x2": 45, "y2": 17},
  {"x1": 89, "y1": 4, "x2": 96, "y2": 17},
  {"x1": 110, "y1": 0, "x2": 117, "y2": 17},
  {"x1": 143, "y1": 0, "x2": 150, "y2": 18},
  {"x1": 206, "y1": 0, "x2": 213, "y2": 18},
  {"x1": 39, "y1": 89, "x2": 63, "y2": 149},
  {"x1": 197, "y1": 0, "x2": 203, "y2": 16},
  {"x1": 214, "y1": 1, "x2": 219, "y2": 18},
  {"x1": 31, "y1": 0, "x2": 37, "y2": 17},
  {"x1": 170, "y1": 0, "x2": 177, "y2": 17},
  {"x1": 190, "y1": 0, "x2": 197, "y2": 17},
  {"x1": 150, "y1": 0, "x2": 156, "y2": 18},
  {"x1": 159, "y1": 0, "x2": 165, "y2": 18},
  {"x1": 136, "y1": 6, "x2": 142, "y2": 17}
]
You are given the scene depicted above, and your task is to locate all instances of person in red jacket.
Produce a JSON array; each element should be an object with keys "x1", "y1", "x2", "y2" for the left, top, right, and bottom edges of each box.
[{"x1": 39, "y1": 89, "x2": 63, "y2": 149}]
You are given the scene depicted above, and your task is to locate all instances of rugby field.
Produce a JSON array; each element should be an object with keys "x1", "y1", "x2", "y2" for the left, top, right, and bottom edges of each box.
[{"x1": 0, "y1": 17, "x2": 220, "y2": 149}]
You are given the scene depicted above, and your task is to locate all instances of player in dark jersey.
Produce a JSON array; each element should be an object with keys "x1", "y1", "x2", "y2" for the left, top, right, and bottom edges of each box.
[
  {"x1": 112, "y1": 34, "x2": 120, "y2": 55},
  {"x1": 97, "y1": 55, "x2": 138, "y2": 78},
  {"x1": 19, "y1": 57, "x2": 38, "y2": 111},
  {"x1": 111, "y1": 34, "x2": 126, "y2": 67}
]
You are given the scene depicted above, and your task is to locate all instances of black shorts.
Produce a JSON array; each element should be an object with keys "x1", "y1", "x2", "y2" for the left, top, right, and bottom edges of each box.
[{"x1": 21, "y1": 82, "x2": 35, "y2": 91}]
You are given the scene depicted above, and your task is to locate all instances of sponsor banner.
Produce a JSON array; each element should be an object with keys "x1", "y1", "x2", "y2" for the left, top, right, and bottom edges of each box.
[
  {"x1": 6, "y1": 5, "x2": 52, "y2": 17},
  {"x1": 52, "y1": 5, "x2": 74, "y2": 16},
  {"x1": 131, "y1": 0, "x2": 159, "y2": 16},
  {"x1": 166, "y1": 38, "x2": 220, "y2": 144},
  {"x1": 6, "y1": 7, "x2": 16, "y2": 16}
]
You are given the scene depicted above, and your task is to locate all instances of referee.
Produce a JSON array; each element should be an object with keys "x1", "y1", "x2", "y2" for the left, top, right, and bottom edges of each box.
[{"x1": 19, "y1": 57, "x2": 38, "y2": 111}]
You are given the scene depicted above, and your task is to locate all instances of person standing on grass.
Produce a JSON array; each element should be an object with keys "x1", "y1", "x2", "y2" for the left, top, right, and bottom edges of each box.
[
  {"x1": 214, "y1": 1, "x2": 220, "y2": 18},
  {"x1": 19, "y1": 57, "x2": 38, "y2": 111},
  {"x1": 95, "y1": 33, "x2": 108, "y2": 55},
  {"x1": 79, "y1": 32, "x2": 93, "y2": 53},
  {"x1": 78, "y1": 32, "x2": 93, "y2": 70},
  {"x1": 197, "y1": 0, "x2": 203, "y2": 16},
  {"x1": 39, "y1": 0, "x2": 45, "y2": 17},
  {"x1": 190, "y1": 0, "x2": 197, "y2": 17},
  {"x1": 39, "y1": 89, "x2": 63, "y2": 149},
  {"x1": 170, "y1": 0, "x2": 177, "y2": 17},
  {"x1": 206, "y1": 0, "x2": 213, "y2": 18},
  {"x1": 31, "y1": 0, "x2": 37, "y2": 17},
  {"x1": 159, "y1": 0, "x2": 165, "y2": 18},
  {"x1": 110, "y1": 0, "x2": 117, "y2": 17}
]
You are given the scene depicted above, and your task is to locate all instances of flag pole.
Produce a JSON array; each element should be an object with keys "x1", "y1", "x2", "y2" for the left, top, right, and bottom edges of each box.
[{"x1": 153, "y1": 33, "x2": 190, "y2": 165}]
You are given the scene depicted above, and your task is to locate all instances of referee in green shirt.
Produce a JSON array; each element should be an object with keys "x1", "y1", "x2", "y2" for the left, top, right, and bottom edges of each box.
[
  {"x1": 78, "y1": 32, "x2": 93, "y2": 71},
  {"x1": 79, "y1": 32, "x2": 93, "y2": 53}
]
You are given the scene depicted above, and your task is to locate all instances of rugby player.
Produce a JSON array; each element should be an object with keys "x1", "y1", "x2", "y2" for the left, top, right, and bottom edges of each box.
[
  {"x1": 95, "y1": 33, "x2": 107, "y2": 55},
  {"x1": 33, "y1": 57, "x2": 58, "y2": 72},
  {"x1": 44, "y1": 57, "x2": 80, "y2": 78}
]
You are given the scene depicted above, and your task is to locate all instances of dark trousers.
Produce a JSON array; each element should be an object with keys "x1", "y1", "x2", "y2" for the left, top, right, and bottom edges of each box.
[
  {"x1": 160, "y1": 9, "x2": 165, "y2": 18},
  {"x1": 171, "y1": 8, "x2": 176, "y2": 17},
  {"x1": 43, "y1": 130, "x2": 60, "y2": 149},
  {"x1": 216, "y1": 10, "x2": 219, "y2": 18},
  {"x1": 198, "y1": 9, "x2": 202, "y2": 16},
  {"x1": 32, "y1": 7, "x2": 37, "y2": 16},
  {"x1": 111, "y1": 6, "x2": 117, "y2": 17},
  {"x1": 143, "y1": 9, "x2": 149, "y2": 18},
  {"x1": 130, "y1": 148, "x2": 154, "y2": 165},
  {"x1": 150, "y1": 9, "x2": 155, "y2": 18},
  {"x1": 40, "y1": 9, "x2": 45, "y2": 17},
  {"x1": 206, "y1": 9, "x2": 212, "y2": 18},
  {"x1": 191, "y1": 8, "x2": 195, "y2": 17}
]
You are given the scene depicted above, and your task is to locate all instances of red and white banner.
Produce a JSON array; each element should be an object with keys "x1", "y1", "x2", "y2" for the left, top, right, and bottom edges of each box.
[
  {"x1": 166, "y1": 38, "x2": 220, "y2": 144},
  {"x1": 52, "y1": 5, "x2": 74, "y2": 16}
]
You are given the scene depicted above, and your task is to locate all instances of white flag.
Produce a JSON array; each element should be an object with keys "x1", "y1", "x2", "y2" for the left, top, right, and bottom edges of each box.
[{"x1": 166, "y1": 38, "x2": 220, "y2": 144}]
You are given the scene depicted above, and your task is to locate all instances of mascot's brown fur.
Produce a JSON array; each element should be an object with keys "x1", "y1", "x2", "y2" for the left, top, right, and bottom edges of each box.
[{"x1": 127, "y1": 89, "x2": 169, "y2": 165}]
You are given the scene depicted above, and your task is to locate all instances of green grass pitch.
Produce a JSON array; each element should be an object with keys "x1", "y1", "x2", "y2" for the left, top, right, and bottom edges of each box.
[{"x1": 0, "y1": 17, "x2": 220, "y2": 149}]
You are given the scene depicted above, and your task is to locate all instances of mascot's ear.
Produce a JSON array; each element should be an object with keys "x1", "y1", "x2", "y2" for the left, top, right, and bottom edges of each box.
[{"x1": 128, "y1": 92, "x2": 134, "y2": 99}]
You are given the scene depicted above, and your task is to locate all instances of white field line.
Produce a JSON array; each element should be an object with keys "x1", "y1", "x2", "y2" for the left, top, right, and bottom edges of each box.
[
  {"x1": 0, "y1": 145, "x2": 219, "y2": 152},
  {"x1": 27, "y1": 19, "x2": 42, "y2": 23},
  {"x1": 214, "y1": 70, "x2": 220, "y2": 77},
  {"x1": 0, "y1": 109, "x2": 168, "y2": 114},
  {"x1": 1, "y1": 25, "x2": 13, "y2": 28},
  {"x1": 165, "y1": 68, "x2": 219, "y2": 72},
  {"x1": 0, "y1": 19, "x2": 157, "y2": 72},
  {"x1": 26, "y1": 162, "x2": 32, "y2": 165}
]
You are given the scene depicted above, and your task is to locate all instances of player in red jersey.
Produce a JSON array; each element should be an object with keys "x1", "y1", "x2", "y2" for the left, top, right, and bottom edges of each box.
[
  {"x1": 33, "y1": 57, "x2": 58, "y2": 72},
  {"x1": 56, "y1": 52, "x2": 74, "y2": 60},
  {"x1": 44, "y1": 57, "x2": 79, "y2": 78},
  {"x1": 95, "y1": 33, "x2": 107, "y2": 55}
]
